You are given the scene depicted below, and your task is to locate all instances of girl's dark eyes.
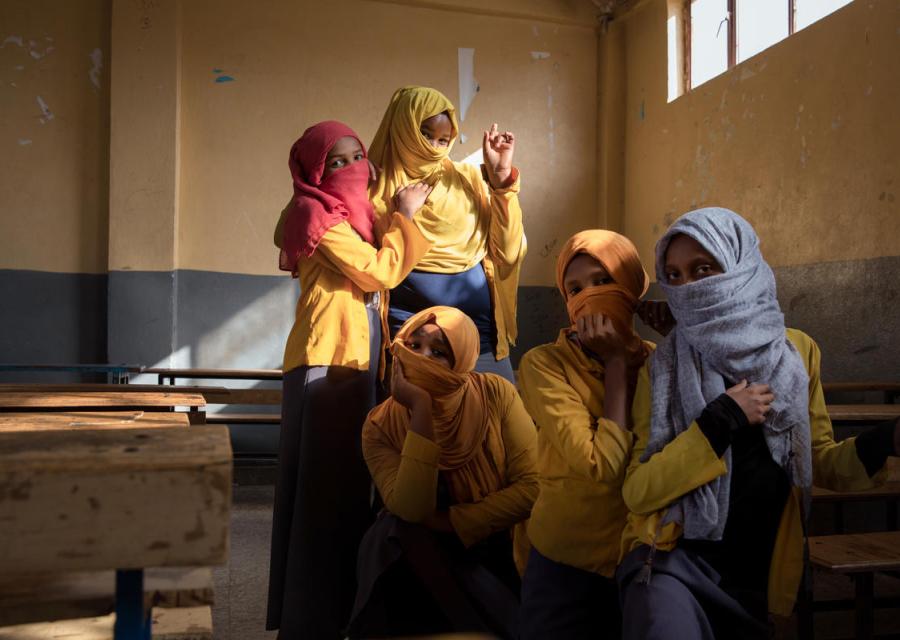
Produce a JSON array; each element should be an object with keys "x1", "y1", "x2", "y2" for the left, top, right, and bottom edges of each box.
[
  {"x1": 665, "y1": 271, "x2": 680, "y2": 282},
  {"x1": 353, "y1": 153, "x2": 364, "y2": 161},
  {"x1": 329, "y1": 158, "x2": 345, "y2": 168},
  {"x1": 568, "y1": 286, "x2": 582, "y2": 296}
]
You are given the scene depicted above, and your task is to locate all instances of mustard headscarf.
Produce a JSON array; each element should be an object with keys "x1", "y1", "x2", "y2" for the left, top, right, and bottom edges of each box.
[
  {"x1": 555, "y1": 230, "x2": 651, "y2": 369},
  {"x1": 368, "y1": 86, "x2": 490, "y2": 273},
  {"x1": 365, "y1": 306, "x2": 505, "y2": 504}
]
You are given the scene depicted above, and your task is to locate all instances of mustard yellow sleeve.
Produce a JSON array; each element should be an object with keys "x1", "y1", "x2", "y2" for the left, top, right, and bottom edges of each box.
[
  {"x1": 518, "y1": 346, "x2": 636, "y2": 484},
  {"x1": 486, "y1": 167, "x2": 526, "y2": 268},
  {"x1": 362, "y1": 419, "x2": 440, "y2": 523},
  {"x1": 449, "y1": 379, "x2": 539, "y2": 547},
  {"x1": 622, "y1": 361, "x2": 729, "y2": 516},
  {"x1": 313, "y1": 214, "x2": 432, "y2": 292},
  {"x1": 789, "y1": 330, "x2": 884, "y2": 491}
]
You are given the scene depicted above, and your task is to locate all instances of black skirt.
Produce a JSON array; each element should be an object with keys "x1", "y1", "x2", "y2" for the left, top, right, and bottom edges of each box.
[{"x1": 266, "y1": 305, "x2": 381, "y2": 639}]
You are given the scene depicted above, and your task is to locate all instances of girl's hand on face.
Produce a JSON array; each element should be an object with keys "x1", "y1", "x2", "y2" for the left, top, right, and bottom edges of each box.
[
  {"x1": 725, "y1": 380, "x2": 775, "y2": 425},
  {"x1": 390, "y1": 361, "x2": 431, "y2": 410},
  {"x1": 482, "y1": 123, "x2": 515, "y2": 189},
  {"x1": 392, "y1": 182, "x2": 433, "y2": 219},
  {"x1": 576, "y1": 313, "x2": 627, "y2": 363},
  {"x1": 637, "y1": 300, "x2": 676, "y2": 337}
]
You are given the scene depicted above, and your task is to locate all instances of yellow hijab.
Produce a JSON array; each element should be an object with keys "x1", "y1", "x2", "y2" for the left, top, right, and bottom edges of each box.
[
  {"x1": 365, "y1": 306, "x2": 505, "y2": 503},
  {"x1": 555, "y1": 229, "x2": 651, "y2": 373},
  {"x1": 368, "y1": 87, "x2": 489, "y2": 273}
]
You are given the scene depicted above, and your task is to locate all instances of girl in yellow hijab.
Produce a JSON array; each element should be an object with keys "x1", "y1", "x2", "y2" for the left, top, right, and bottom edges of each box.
[
  {"x1": 516, "y1": 229, "x2": 654, "y2": 640},
  {"x1": 347, "y1": 306, "x2": 538, "y2": 640},
  {"x1": 369, "y1": 86, "x2": 526, "y2": 382}
]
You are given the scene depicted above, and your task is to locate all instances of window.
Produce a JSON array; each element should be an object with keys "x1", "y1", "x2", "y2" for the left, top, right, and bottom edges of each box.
[{"x1": 670, "y1": 0, "x2": 854, "y2": 99}]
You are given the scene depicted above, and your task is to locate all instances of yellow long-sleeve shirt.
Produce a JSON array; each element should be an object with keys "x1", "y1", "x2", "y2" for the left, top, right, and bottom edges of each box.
[
  {"x1": 362, "y1": 374, "x2": 539, "y2": 548},
  {"x1": 518, "y1": 330, "x2": 655, "y2": 576},
  {"x1": 282, "y1": 213, "x2": 431, "y2": 372},
  {"x1": 621, "y1": 328, "x2": 888, "y2": 616}
]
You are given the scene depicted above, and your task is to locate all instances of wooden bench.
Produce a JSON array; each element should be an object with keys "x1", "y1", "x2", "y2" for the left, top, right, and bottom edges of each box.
[
  {"x1": 0, "y1": 426, "x2": 231, "y2": 639},
  {"x1": 145, "y1": 368, "x2": 282, "y2": 385},
  {"x1": 823, "y1": 382, "x2": 900, "y2": 405},
  {"x1": 807, "y1": 531, "x2": 900, "y2": 640},
  {"x1": 813, "y1": 459, "x2": 900, "y2": 533},
  {"x1": 0, "y1": 411, "x2": 189, "y2": 431},
  {"x1": 0, "y1": 606, "x2": 212, "y2": 639},
  {"x1": 827, "y1": 404, "x2": 900, "y2": 423},
  {"x1": 0, "y1": 364, "x2": 145, "y2": 384}
]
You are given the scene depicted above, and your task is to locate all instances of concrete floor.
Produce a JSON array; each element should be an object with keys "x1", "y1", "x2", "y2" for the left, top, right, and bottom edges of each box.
[{"x1": 215, "y1": 483, "x2": 900, "y2": 640}]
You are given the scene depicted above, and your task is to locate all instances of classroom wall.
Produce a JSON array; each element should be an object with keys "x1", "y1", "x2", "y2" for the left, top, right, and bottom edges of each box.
[
  {"x1": 609, "y1": 0, "x2": 900, "y2": 381},
  {"x1": 0, "y1": 0, "x2": 111, "y2": 369},
  {"x1": 108, "y1": 0, "x2": 598, "y2": 370}
]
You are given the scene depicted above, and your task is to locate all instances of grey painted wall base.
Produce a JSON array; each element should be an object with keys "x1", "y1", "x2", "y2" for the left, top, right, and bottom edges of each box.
[{"x1": 0, "y1": 269, "x2": 107, "y2": 382}]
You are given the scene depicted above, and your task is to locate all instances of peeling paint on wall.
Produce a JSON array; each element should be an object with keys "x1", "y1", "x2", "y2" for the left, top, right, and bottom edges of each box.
[
  {"x1": 89, "y1": 48, "x2": 103, "y2": 89},
  {"x1": 2, "y1": 35, "x2": 24, "y2": 48},
  {"x1": 530, "y1": 51, "x2": 550, "y2": 60},
  {"x1": 36, "y1": 95, "x2": 53, "y2": 123},
  {"x1": 457, "y1": 47, "x2": 478, "y2": 123}
]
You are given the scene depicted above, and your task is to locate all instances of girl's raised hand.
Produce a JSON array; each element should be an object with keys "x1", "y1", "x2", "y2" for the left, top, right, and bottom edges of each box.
[
  {"x1": 725, "y1": 380, "x2": 774, "y2": 425},
  {"x1": 482, "y1": 123, "x2": 515, "y2": 189},
  {"x1": 390, "y1": 360, "x2": 431, "y2": 410},
  {"x1": 392, "y1": 182, "x2": 433, "y2": 219},
  {"x1": 576, "y1": 313, "x2": 627, "y2": 363}
]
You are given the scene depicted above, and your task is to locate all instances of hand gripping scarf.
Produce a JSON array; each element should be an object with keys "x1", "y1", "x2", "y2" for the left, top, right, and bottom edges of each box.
[
  {"x1": 368, "y1": 86, "x2": 490, "y2": 273},
  {"x1": 642, "y1": 207, "x2": 811, "y2": 541},
  {"x1": 276, "y1": 120, "x2": 375, "y2": 274},
  {"x1": 556, "y1": 230, "x2": 651, "y2": 369},
  {"x1": 365, "y1": 306, "x2": 506, "y2": 504}
]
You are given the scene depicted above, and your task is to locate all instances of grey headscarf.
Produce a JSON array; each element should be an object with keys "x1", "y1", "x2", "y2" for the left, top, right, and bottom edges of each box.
[{"x1": 642, "y1": 207, "x2": 811, "y2": 541}]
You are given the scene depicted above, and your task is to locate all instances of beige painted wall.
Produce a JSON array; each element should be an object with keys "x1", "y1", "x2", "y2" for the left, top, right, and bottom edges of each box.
[
  {"x1": 176, "y1": 0, "x2": 600, "y2": 285},
  {"x1": 0, "y1": 0, "x2": 110, "y2": 274},
  {"x1": 617, "y1": 0, "x2": 900, "y2": 271}
]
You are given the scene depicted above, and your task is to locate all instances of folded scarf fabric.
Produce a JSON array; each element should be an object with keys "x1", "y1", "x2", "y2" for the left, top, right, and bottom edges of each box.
[
  {"x1": 277, "y1": 120, "x2": 375, "y2": 273},
  {"x1": 643, "y1": 207, "x2": 811, "y2": 541},
  {"x1": 365, "y1": 306, "x2": 505, "y2": 503}
]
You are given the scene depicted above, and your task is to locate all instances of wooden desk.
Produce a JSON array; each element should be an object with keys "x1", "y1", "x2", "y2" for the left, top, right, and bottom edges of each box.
[
  {"x1": 0, "y1": 411, "x2": 189, "y2": 431},
  {"x1": 0, "y1": 426, "x2": 231, "y2": 639},
  {"x1": 808, "y1": 531, "x2": 900, "y2": 640}
]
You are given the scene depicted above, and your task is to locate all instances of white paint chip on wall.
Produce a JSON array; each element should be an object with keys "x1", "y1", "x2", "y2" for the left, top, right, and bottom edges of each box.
[
  {"x1": 36, "y1": 95, "x2": 54, "y2": 123},
  {"x1": 89, "y1": 48, "x2": 103, "y2": 89},
  {"x1": 530, "y1": 51, "x2": 551, "y2": 60},
  {"x1": 18, "y1": 139, "x2": 32, "y2": 146},
  {"x1": 457, "y1": 47, "x2": 478, "y2": 123},
  {"x1": 2, "y1": 35, "x2": 24, "y2": 48}
]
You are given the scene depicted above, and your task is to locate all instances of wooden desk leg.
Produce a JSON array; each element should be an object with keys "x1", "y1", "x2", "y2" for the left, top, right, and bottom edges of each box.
[
  {"x1": 797, "y1": 567, "x2": 814, "y2": 640},
  {"x1": 114, "y1": 569, "x2": 151, "y2": 640},
  {"x1": 854, "y1": 572, "x2": 874, "y2": 640}
]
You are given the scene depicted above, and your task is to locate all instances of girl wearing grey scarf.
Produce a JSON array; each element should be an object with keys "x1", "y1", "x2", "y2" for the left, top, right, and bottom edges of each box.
[{"x1": 643, "y1": 207, "x2": 811, "y2": 540}]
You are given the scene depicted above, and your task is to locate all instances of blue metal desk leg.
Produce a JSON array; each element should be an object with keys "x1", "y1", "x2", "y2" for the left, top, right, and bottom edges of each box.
[{"x1": 115, "y1": 569, "x2": 151, "y2": 640}]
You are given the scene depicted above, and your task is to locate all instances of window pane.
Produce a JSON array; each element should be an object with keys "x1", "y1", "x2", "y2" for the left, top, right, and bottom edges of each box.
[
  {"x1": 737, "y1": 0, "x2": 789, "y2": 63},
  {"x1": 691, "y1": 0, "x2": 729, "y2": 88},
  {"x1": 796, "y1": 0, "x2": 854, "y2": 31}
]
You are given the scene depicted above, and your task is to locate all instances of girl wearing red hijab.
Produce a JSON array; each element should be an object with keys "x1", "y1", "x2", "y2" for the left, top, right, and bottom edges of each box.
[{"x1": 267, "y1": 121, "x2": 432, "y2": 639}]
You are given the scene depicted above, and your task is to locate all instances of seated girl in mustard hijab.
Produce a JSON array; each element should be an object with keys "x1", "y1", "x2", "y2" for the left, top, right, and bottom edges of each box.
[
  {"x1": 368, "y1": 86, "x2": 526, "y2": 382},
  {"x1": 347, "y1": 306, "x2": 538, "y2": 639},
  {"x1": 516, "y1": 230, "x2": 654, "y2": 639}
]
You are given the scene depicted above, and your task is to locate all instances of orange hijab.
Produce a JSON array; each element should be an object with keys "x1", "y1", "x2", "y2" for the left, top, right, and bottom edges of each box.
[
  {"x1": 365, "y1": 306, "x2": 505, "y2": 503},
  {"x1": 556, "y1": 230, "x2": 650, "y2": 366}
]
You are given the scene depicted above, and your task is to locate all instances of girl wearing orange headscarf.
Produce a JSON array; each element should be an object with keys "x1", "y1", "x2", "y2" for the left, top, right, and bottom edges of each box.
[
  {"x1": 347, "y1": 306, "x2": 538, "y2": 639},
  {"x1": 368, "y1": 86, "x2": 526, "y2": 383},
  {"x1": 516, "y1": 230, "x2": 654, "y2": 639}
]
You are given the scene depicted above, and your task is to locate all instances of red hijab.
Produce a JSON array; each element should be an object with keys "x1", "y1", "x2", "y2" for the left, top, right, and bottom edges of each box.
[{"x1": 278, "y1": 121, "x2": 376, "y2": 273}]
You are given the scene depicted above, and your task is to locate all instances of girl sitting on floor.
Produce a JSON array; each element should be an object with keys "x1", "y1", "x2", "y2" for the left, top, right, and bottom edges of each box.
[
  {"x1": 347, "y1": 306, "x2": 538, "y2": 639},
  {"x1": 618, "y1": 207, "x2": 900, "y2": 640}
]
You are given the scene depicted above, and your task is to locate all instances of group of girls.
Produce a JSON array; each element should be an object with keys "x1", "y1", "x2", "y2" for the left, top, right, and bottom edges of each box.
[{"x1": 266, "y1": 84, "x2": 900, "y2": 640}]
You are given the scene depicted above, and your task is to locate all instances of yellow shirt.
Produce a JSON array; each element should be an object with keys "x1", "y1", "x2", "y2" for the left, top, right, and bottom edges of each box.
[
  {"x1": 282, "y1": 213, "x2": 431, "y2": 372},
  {"x1": 362, "y1": 374, "x2": 539, "y2": 549},
  {"x1": 621, "y1": 328, "x2": 888, "y2": 616},
  {"x1": 376, "y1": 164, "x2": 526, "y2": 360},
  {"x1": 518, "y1": 330, "x2": 655, "y2": 576}
]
